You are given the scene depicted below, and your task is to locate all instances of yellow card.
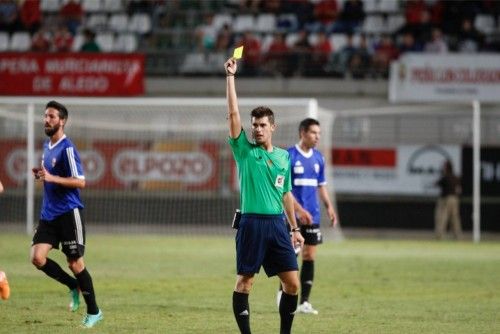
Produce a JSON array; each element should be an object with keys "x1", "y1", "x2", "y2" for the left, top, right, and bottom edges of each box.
[{"x1": 233, "y1": 46, "x2": 244, "y2": 59}]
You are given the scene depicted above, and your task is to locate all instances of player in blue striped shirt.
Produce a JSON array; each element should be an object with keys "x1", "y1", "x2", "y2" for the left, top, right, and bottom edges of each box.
[
  {"x1": 30, "y1": 101, "x2": 102, "y2": 328},
  {"x1": 288, "y1": 118, "x2": 337, "y2": 315}
]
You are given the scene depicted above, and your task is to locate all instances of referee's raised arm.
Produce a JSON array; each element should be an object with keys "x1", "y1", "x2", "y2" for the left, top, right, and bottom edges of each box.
[{"x1": 225, "y1": 57, "x2": 241, "y2": 139}]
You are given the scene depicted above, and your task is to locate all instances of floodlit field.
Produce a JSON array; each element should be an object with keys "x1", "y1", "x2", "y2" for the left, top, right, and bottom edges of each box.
[{"x1": 0, "y1": 233, "x2": 499, "y2": 334}]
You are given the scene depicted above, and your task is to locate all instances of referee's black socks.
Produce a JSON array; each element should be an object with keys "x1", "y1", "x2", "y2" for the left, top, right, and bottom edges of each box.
[
  {"x1": 75, "y1": 268, "x2": 99, "y2": 315},
  {"x1": 300, "y1": 260, "x2": 314, "y2": 304},
  {"x1": 279, "y1": 291, "x2": 298, "y2": 334},
  {"x1": 232, "y1": 291, "x2": 251, "y2": 334},
  {"x1": 38, "y1": 258, "x2": 78, "y2": 290}
]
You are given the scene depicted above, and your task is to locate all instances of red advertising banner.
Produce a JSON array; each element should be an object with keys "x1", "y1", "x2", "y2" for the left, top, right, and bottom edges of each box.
[
  {"x1": 0, "y1": 140, "x2": 219, "y2": 190},
  {"x1": 332, "y1": 148, "x2": 396, "y2": 167},
  {"x1": 0, "y1": 53, "x2": 144, "y2": 96}
]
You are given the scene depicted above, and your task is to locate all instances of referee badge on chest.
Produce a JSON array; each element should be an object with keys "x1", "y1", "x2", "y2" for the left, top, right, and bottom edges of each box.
[
  {"x1": 275, "y1": 175, "x2": 285, "y2": 188},
  {"x1": 52, "y1": 158, "x2": 57, "y2": 167}
]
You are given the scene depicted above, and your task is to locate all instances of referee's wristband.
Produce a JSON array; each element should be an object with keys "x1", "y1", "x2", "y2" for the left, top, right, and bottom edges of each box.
[{"x1": 291, "y1": 227, "x2": 301, "y2": 232}]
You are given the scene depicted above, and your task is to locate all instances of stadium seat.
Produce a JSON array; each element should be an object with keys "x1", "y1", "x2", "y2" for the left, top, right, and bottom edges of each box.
[
  {"x1": 285, "y1": 32, "x2": 299, "y2": 47},
  {"x1": 386, "y1": 14, "x2": 405, "y2": 33},
  {"x1": 362, "y1": 0, "x2": 378, "y2": 13},
  {"x1": 212, "y1": 13, "x2": 232, "y2": 31},
  {"x1": 0, "y1": 32, "x2": 9, "y2": 52},
  {"x1": 102, "y1": 0, "x2": 124, "y2": 12},
  {"x1": 277, "y1": 13, "x2": 298, "y2": 32},
  {"x1": 86, "y1": 13, "x2": 108, "y2": 30},
  {"x1": 9, "y1": 32, "x2": 31, "y2": 51},
  {"x1": 114, "y1": 33, "x2": 137, "y2": 52},
  {"x1": 108, "y1": 13, "x2": 128, "y2": 32},
  {"x1": 474, "y1": 15, "x2": 495, "y2": 34},
  {"x1": 255, "y1": 14, "x2": 276, "y2": 34},
  {"x1": 41, "y1": 0, "x2": 61, "y2": 12},
  {"x1": 308, "y1": 33, "x2": 319, "y2": 46},
  {"x1": 329, "y1": 33, "x2": 348, "y2": 51},
  {"x1": 378, "y1": 0, "x2": 399, "y2": 13},
  {"x1": 71, "y1": 33, "x2": 84, "y2": 51},
  {"x1": 96, "y1": 32, "x2": 114, "y2": 52},
  {"x1": 207, "y1": 52, "x2": 226, "y2": 74},
  {"x1": 179, "y1": 53, "x2": 208, "y2": 74},
  {"x1": 129, "y1": 13, "x2": 152, "y2": 34},
  {"x1": 82, "y1": 0, "x2": 103, "y2": 13},
  {"x1": 260, "y1": 33, "x2": 274, "y2": 53},
  {"x1": 233, "y1": 14, "x2": 255, "y2": 33},
  {"x1": 362, "y1": 15, "x2": 386, "y2": 34}
]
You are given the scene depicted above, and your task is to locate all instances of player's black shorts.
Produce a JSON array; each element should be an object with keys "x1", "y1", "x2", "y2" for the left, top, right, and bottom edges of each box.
[
  {"x1": 32, "y1": 208, "x2": 86, "y2": 259},
  {"x1": 300, "y1": 225, "x2": 323, "y2": 246}
]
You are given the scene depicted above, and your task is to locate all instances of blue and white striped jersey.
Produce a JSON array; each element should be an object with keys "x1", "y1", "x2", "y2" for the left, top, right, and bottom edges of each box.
[
  {"x1": 287, "y1": 144, "x2": 326, "y2": 226},
  {"x1": 40, "y1": 135, "x2": 85, "y2": 221}
]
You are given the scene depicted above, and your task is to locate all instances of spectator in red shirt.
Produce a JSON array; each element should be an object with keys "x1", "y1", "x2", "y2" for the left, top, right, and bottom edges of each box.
[
  {"x1": 309, "y1": 31, "x2": 332, "y2": 76},
  {"x1": 53, "y1": 25, "x2": 74, "y2": 52},
  {"x1": 309, "y1": 0, "x2": 339, "y2": 33},
  {"x1": 20, "y1": 0, "x2": 41, "y2": 34},
  {"x1": 59, "y1": 0, "x2": 82, "y2": 35},
  {"x1": 264, "y1": 32, "x2": 290, "y2": 76},
  {"x1": 238, "y1": 31, "x2": 261, "y2": 76},
  {"x1": 290, "y1": 29, "x2": 312, "y2": 75},
  {"x1": 405, "y1": 0, "x2": 427, "y2": 25},
  {"x1": 31, "y1": 28, "x2": 51, "y2": 52},
  {"x1": 372, "y1": 35, "x2": 399, "y2": 77}
]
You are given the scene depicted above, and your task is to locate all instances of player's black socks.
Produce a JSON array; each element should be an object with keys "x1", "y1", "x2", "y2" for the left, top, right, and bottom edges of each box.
[
  {"x1": 279, "y1": 291, "x2": 298, "y2": 334},
  {"x1": 38, "y1": 258, "x2": 78, "y2": 290},
  {"x1": 75, "y1": 268, "x2": 99, "y2": 315},
  {"x1": 300, "y1": 260, "x2": 314, "y2": 304},
  {"x1": 233, "y1": 291, "x2": 251, "y2": 334}
]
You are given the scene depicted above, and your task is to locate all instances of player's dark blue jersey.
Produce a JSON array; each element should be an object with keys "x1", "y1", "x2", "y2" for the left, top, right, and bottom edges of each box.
[
  {"x1": 40, "y1": 135, "x2": 85, "y2": 221},
  {"x1": 287, "y1": 144, "x2": 326, "y2": 226}
]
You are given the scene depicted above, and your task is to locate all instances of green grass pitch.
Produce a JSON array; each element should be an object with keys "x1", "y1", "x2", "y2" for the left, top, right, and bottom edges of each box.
[{"x1": 0, "y1": 233, "x2": 499, "y2": 333}]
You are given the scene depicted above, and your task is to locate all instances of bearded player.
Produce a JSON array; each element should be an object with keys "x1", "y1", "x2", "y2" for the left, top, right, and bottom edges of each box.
[{"x1": 288, "y1": 118, "x2": 337, "y2": 314}]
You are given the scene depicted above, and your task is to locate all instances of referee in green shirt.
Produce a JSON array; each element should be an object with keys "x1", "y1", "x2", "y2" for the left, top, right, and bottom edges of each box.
[{"x1": 225, "y1": 57, "x2": 304, "y2": 334}]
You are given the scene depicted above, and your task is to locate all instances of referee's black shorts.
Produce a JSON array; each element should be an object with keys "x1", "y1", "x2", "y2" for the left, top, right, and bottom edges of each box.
[{"x1": 32, "y1": 208, "x2": 86, "y2": 259}]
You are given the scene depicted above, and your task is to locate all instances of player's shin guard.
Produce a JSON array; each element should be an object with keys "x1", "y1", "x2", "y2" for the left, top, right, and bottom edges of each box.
[
  {"x1": 232, "y1": 291, "x2": 251, "y2": 334},
  {"x1": 39, "y1": 258, "x2": 78, "y2": 290},
  {"x1": 75, "y1": 268, "x2": 99, "y2": 315},
  {"x1": 300, "y1": 260, "x2": 314, "y2": 304},
  {"x1": 279, "y1": 292, "x2": 298, "y2": 334}
]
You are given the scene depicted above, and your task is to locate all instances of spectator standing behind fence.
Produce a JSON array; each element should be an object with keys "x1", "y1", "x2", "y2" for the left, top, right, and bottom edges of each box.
[
  {"x1": 308, "y1": 31, "x2": 332, "y2": 76},
  {"x1": 31, "y1": 28, "x2": 51, "y2": 52},
  {"x1": 80, "y1": 29, "x2": 100, "y2": 52},
  {"x1": 20, "y1": 0, "x2": 41, "y2": 34},
  {"x1": 53, "y1": 25, "x2": 73, "y2": 52},
  {"x1": 424, "y1": 27, "x2": 448, "y2": 53},
  {"x1": 334, "y1": 0, "x2": 365, "y2": 33},
  {"x1": 59, "y1": 0, "x2": 82, "y2": 36},
  {"x1": 237, "y1": 31, "x2": 261, "y2": 76},
  {"x1": 264, "y1": 32, "x2": 291, "y2": 77},
  {"x1": 290, "y1": 30, "x2": 313, "y2": 76},
  {"x1": 434, "y1": 160, "x2": 463, "y2": 240},
  {"x1": 0, "y1": 0, "x2": 21, "y2": 34}
]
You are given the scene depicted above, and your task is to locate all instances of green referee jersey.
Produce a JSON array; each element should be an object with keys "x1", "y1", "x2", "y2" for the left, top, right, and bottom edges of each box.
[{"x1": 228, "y1": 129, "x2": 291, "y2": 214}]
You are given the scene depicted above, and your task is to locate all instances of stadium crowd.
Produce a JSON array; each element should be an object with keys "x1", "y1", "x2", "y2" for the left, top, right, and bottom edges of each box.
[{"x1": 1, "y1": 0, "x2": 500, "y2": 77}]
